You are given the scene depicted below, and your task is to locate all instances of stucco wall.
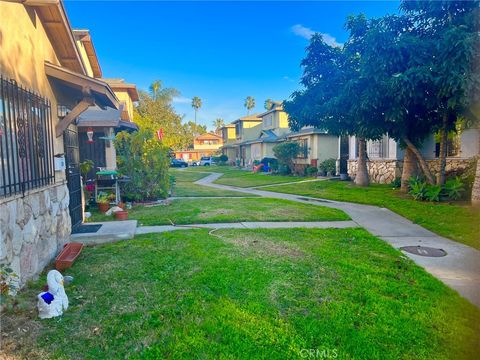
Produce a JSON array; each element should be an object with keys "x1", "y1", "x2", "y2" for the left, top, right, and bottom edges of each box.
[
  {"x1": 315, "y1": 135, "x2": 339, "y2": 162},
  {"x1": 114, "y1": 90, "x2": 135, "y2": 121},
  {"x1": 0, "y1": 2, "x2": 73, "y2": 286},
  {"x1": 0, "y1": 2, "x2": 69, "y2": 159}
]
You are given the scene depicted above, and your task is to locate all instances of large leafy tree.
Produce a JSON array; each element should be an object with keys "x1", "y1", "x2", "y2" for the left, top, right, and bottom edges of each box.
[
  {"x1": 181, "y1": 121, "x2": 207, "y2": 149},
  {"x1": 400, "y1": 0, "x2": 480, "y2": 185},
  {"x1": 134, "y1": 80, "x2": 187, "y2": 150},
  {"x1": 285, "y1": 20, "x2": 388, "y2": 186},
  {"x1": 244, "y1": 96, "x2": 255, "y2": 115},
  {"x1": 356, "y1": 14, "x2": 440, "y2": 188}
]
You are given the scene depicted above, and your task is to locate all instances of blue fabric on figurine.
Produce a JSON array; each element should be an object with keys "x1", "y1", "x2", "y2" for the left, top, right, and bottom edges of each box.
[{"x1": 41, "y1": 292, "x2": 54, "y2": 304}]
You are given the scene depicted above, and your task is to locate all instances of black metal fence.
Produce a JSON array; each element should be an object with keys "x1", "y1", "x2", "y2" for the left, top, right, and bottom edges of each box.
[{"x1": 0, "y1": 76, "x2": 55, "y2": 197}]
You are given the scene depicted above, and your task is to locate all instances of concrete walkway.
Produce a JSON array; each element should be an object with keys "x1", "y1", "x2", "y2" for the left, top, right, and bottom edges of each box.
[
  {"x1": 136, "y1": 220, "x2": 358, "y2": 235},
  {"x1": 195, "y1": 172, "x2": 480, "y2": 307},
  {"x1": 249, "y1": 177, "x2": 326, "y2": 189}
]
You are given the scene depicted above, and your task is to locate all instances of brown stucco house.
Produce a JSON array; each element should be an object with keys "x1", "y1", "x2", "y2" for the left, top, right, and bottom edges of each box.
[{"x1": 0, "y1": 0, "x2": 119, "y2": 286}]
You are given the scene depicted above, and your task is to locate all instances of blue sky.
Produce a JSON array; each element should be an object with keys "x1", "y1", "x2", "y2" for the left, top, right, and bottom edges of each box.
[{"x1": 66, "y1": 1, "x2": 400, "y2": 130}]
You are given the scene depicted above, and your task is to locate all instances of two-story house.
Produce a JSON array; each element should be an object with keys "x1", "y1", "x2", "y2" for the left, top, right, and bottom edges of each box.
[
  {"x1": 175, "y1": 132, "x2": 223, "y2": 162},
  {"x1": 224, "y1": 103, "x2": 339, "y2": 172},
  {"x1": 220, "y1": 124, "x2": 237, "y2": 163},
  {"x1": 228, "y1": 114, "x2": 263, "y2": 166}
]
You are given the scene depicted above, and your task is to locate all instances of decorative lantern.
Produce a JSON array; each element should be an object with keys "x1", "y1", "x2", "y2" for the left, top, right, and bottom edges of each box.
[{"x1": 86, "y1": 127, "x2": 94, "y2": 143}]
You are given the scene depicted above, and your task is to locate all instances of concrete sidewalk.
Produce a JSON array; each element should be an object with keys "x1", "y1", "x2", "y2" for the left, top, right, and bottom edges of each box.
[
  {"x1": 135, "y1": 220, "x2": 358, "y2": 235},
  {"x1": 195, "y1": 171, "x2": 480, "y2": 307}
]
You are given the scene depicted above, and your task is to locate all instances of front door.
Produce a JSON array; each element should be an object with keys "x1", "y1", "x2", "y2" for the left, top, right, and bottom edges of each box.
[
  {"x1": 64, "y1": 124, "x2": 82, "y2": 232},
  {"x1": 339, "y1": 136, "x2": 349, "y2": 175}
]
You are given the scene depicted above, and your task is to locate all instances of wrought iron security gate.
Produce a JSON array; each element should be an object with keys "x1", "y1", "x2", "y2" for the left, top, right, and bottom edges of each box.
[
  {"x1": 339, "y1": 136, "x2": 349, "y2": 175},
  {"x1": 64, "y1": 124, "x2": 82, "y2": 231}
]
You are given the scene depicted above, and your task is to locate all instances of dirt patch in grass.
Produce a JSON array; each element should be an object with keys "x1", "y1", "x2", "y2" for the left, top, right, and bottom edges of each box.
[
  {"x1": 217, "y1": 232, "x2": 305, "y2": 259},
  {"x1": 197, "y1": 208, "x2": 236, "y2": 219},
  {"x1": 0, "y1": 308, "x2": 49, "y2": 359}
]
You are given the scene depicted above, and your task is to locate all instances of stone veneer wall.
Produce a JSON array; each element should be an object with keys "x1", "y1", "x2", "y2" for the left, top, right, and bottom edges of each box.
[
  {"x1": 0, "y1": 183, "x2": 71, "y2": 288},
  {"x1": 348, "y1": 158, "x2": 475, "y2": 184},
  {"x1": 348, "y1": 160, "x2": 402, "y2": 184}
]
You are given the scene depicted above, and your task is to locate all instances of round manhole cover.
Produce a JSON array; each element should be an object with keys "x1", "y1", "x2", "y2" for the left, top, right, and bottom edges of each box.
[{"x1": 400, "y1": 246, "x2": 447, "y2": 257}]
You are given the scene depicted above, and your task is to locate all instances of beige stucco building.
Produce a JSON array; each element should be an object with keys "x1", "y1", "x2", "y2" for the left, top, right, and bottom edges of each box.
[
  {"x1": 0, "y1": 0, "x2": 119, "y2": 286},
  {"x1": 221, "y1": 103, "x2": 339, "y2": 172}
]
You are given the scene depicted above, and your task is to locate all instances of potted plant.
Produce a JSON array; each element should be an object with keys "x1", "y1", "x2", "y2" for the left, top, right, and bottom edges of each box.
[
  {"x1": 96, "y1": 194, "x2": 110, "y2": 213},
  {"x1": 114, "y1": 210, "x2": 129, "y2": 221}
]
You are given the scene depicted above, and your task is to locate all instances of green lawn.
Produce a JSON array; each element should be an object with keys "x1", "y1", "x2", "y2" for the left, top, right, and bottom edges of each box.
[
  {"x1": 90, "y1": 197, "x2": 349, "y2": 226},
  {"x1": 4, "y1": 228, "x2": 479, "y2": 359},
  {"x1": 263, "y1": 180, "x2": 480, "y2": 250},
  {"x1": 184, "y1": 166, "x2": 311, "y2": 188},
  {"x1": 170, "y1": 169, "x2": 252, "y2": 197}
]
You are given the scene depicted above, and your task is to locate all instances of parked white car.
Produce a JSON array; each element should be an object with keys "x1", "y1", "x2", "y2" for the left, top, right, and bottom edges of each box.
[{"x1": 199, "y1": 156, "x2": 215, "y2": 166}]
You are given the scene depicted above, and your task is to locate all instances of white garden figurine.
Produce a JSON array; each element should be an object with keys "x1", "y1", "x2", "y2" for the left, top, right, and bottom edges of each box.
[{"x1": 37, "y1": 270, "x2": 69, "y2": 319}]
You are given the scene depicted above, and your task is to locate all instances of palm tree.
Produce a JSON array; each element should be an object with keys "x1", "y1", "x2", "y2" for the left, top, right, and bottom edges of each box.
[
  {"x1": 244, "y1": 96, "x2": 255, "y2": 115},
  {"x1": 264, "y1": 98, "x2": 273, "y2": 111},
  {"x1": 191, "y1": 96, "x2": 202, "y2": 125},
  {"x1": 149, "y1": 80, "x2": 162, "y2": 100},
  {"x1": 213, "y1": 118, "x2": 225, "y2": 130}
]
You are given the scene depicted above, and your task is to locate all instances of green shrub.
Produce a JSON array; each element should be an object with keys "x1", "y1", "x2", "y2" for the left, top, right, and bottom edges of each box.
[
  {"x1": 319, "y1": 158, "x2": 336, "y2": 175},
  {"x1": 408, "y1": 176, "x2": 466, "y2": 202},
  {"x1": 409, "y1": 177, "x2": 427, "y2": 200},
  {"x1": 305, "y1": 165, "x2": 318, "y2": 176},
  {"x1": 390, "y1": 177, "x2": 401, "y2": 189},
  {"x1": 444, "y1": 177, "x2": 465, "y2": 200},
  {"x1": 115, "y1": 130, "x2": 170, "y2": 201},
  {"x1": 425, "y1": 184, "x2": 442, "y2": 202},
  {"x1": 273, "y1": 142, "x2": 300, "y2": 174},
  {"x1": 278, "y1": 164, "x2": 291, "y2": 175},
  {"x1": 218, "y1": 154, "x2": 228, "y2": 165}
]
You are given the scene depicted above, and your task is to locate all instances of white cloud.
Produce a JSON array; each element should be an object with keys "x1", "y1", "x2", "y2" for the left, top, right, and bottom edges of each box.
[
  {"x1": 291, "y1": 24, "x2": 315, "y2": 40},
  {"x1": 172, "y1": 96, "x2": 192, "y2": 104},
  {"x1": 283, "y1": 76, "x2": 295, "y2": 83},
  {"x1": 290, "y1": 24, "x2": 342, "y2": 48}
]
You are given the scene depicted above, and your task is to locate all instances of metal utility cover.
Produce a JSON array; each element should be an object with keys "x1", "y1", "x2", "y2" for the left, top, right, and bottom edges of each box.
[{"x1": 400, "y1": 246, "x2": 447, "y2": 257}]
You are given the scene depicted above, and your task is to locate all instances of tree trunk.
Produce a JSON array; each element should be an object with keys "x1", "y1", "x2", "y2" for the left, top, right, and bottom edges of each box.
[
  {"x1": 402, "y1": 136, "x2": 435, "y2": 184},
  {"x1": 436, "y1": 113, "x2": 448, "y2": 185},
  {"x1": 472, "y1": 156, "x2": 480, "y2": 206},
  {"x1": 400, "y1": 146, "x2": 418, "y2": 192},
  {"x1": 355, "y1": 137, "x2": 370, "y2": 187}
]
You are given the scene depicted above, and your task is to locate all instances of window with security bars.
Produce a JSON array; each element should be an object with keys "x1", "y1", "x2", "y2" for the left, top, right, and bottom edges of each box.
[
  {"x1": 0, "y1": 76, "x2": 55, "y2": 197},
  {"x1": 296, "y1": 139, "x2": 308, "y2": 159}
]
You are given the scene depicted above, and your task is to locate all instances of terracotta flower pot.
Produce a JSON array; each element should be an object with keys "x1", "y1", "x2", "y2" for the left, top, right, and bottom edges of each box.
[
  {"x1": 115, "y1": 210, "x2": 128, "y2": 221},
  {"x1": 98, "y1": 202, "x2": 110, "y2": 213}
]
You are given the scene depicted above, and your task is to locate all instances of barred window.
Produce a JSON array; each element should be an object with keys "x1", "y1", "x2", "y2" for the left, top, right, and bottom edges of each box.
[
  {"x1": 296, "y1": 139, "x2": 308, "y2": 159},
  {"x1": 0, "y1": 77, "x2": 54, "y2": 197}
]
